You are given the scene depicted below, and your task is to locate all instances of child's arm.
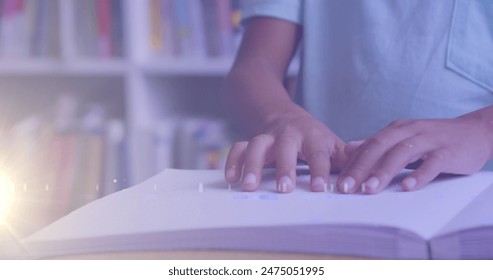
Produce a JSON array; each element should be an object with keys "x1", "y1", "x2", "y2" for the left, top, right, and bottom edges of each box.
[{"x1": 222, "y1": 17, "x2": 347, "y2": 193}]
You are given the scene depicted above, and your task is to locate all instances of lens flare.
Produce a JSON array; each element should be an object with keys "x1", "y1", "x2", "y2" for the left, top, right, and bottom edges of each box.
[{"x1": 0, "y1": 172, "x2": 14, "y2": 225}]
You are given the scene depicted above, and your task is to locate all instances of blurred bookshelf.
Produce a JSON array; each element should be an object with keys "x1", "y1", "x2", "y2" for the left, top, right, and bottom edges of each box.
[{"x1": 0, "y1": 0, "x2": 299, "y2": 239}]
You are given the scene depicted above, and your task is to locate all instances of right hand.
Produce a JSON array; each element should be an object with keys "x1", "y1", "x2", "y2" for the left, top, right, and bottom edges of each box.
[{"x1": 224, "y1": 108, "x2": 348, "y2": 193}]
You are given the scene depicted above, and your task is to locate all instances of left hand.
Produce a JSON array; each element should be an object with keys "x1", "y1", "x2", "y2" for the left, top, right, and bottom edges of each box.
[{"x1": 337, "y1": 113, "x2": 493, "y2": 194}]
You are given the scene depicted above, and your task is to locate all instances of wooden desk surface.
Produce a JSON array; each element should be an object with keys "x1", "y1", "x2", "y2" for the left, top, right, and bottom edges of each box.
[{"x1": 55, "y1": 250, "x2": 365, "y2": 260}]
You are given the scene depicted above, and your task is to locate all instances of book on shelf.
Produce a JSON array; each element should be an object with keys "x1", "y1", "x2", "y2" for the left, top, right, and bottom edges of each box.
[
  {"x1": 12, "y1": 168, "x2": 493, "y2": 259},
  {"x1": 69, "y1": 104, "x2": 106, "y2": 210},
  {"x1": 0, "y1": 0, "x2": 58, "y2": 59},
  {"x1": 149, "y1": 0, "x2": 241, "y2": 59},
  {"x1": 74, "y1": 0, "x2": 125, "y2": 58},
  {"x1": 109, "y1": 0, "x2": 124, "y2": 57},
  {"x1": 96, "y1": 0, "x2": 113, "y2": 57},
  {"x1": 134, "y1": 117, "x2": 231, "y2": 183},
  {"x1": 103, "y1": 119, "x2": 128, "y2": 197},
  {"x1": 1, "y1": 94, "x2": 129, "y2": 237}
]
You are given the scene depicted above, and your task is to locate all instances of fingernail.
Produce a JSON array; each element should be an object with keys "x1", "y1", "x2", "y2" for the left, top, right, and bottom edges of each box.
[
  {"x1": 365, "y1": 177, "x2": 380, "y2": 192},
  {"x1": 311, "y1": 176, "x2": 326, "y2": 192},
  {"x1": 402, "y1": 177, "x2": 417, "y2": 191},
  {"x1": 340, "y1": 177, "x2": 355, "y2": 193},
  {"x1": 226, "y1": 168, "x2": 236, "y2": 181},
  {"x1": 242, "y1": 173, "x2": 256, "y2": 189},
  {"x1": 278, "y1": 176, "x2": 292, "y2": 193}
]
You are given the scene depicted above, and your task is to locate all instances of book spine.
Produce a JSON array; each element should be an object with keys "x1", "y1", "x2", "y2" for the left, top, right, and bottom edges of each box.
[
  {"x1": 153, "y1": 119, "x2": 176, "y2": 172},
  {"x1": 200, "y1": 0, "x2": 220, "y2": 57},
  {"x1": 149, "y1": 0, "x2": 163, "y2": 53},
  {"x1": 103, "y1": 119, "x2": 126, "y2": 196},
  {"x1": 161, "y1": 0, "x2": 178, "y2": 56},
  {"x1": 79, "y1": 0, "x2": 99, "y2": 57},
  {"x1": 25, "y1": 0, "x2": 36, "y2": 57},
  {"x1": 13, "y1": 0, "x2": 28, "y2": 57},
  {"x1": 215, "y1": 0, "x2": 233, "y2": 56},
  {"x1": 96, "y1": 0, "x2": 113, "y2": 57},
  {"x1": 110, "y1": 0, "x2": 124, "y2": 57},
  {"x1": 172, "y1": 0, "x2": 193, "y2": 56},
  {"x1": 230, "y1": 0, "x2": 242, "y2": 52},
  {"x1": 50, "y1": 94, "x2": 80, "y2": 217},
  {"x1": 51, "y1": 133, "x2": 78, "y2": 217},
  {"x1": 34, "y1": 0, "x2": 52, "y2": 57},
  {"x1": 70, "y1": 104, "x2": 106, "y2": 210},
  {"x1": 84, "y1": 133, "x2": 104, "y2": 203},
  {"x1": 0, "y1": 0, "x2": 16, "y2": 57},
  {"x1": 187, "y1": 0, "x2": 206, "y2": 57}
]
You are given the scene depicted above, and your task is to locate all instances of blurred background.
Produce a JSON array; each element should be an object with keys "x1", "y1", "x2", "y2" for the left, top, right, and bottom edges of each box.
[{"x1": 0, "y1": 0, "x2": 299, "y2": 241}]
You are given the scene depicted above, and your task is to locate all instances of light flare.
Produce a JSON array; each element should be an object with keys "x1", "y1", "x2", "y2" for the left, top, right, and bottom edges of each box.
[{"x1": 0, "y1": 172, "x2": 15, "y2": 225}]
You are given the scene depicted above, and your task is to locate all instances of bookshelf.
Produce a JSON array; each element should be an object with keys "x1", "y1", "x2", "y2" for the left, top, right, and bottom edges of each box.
[{"x1": 0, "y1": 0, "x2": 299, "y2": 237}]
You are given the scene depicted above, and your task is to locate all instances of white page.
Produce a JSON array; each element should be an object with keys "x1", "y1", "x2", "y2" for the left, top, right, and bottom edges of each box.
[
  {"x1": 428, "y1": 183, "x2": 493, "y2": 259},
  {"x1": 23, "y1": 168, "x2": 493, "y2": 249},
  {"x1": 434, "y1": 183, "x2": 493, "y2": 237}
]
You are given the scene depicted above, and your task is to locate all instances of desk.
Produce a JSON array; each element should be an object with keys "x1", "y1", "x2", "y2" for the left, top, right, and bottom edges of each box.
[{"x1": 55, "y1": 250, "x2": 365, "y2": 260}]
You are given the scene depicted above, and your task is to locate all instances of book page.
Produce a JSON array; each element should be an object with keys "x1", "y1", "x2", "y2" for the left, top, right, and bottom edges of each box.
[
  {"x1": 433, "y1": 181, "x2": 493, "y2": 237},
  {"x1": 23, "y1": 167, "x2": 493, "y2": 248}
]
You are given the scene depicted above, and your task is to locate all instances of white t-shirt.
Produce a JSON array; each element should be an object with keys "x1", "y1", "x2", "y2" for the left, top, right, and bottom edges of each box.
[{"x1": 242, "y1": 0, "x2": 493, "y2": 169}]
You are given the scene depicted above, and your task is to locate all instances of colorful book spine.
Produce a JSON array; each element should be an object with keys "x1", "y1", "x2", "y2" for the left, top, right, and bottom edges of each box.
[
  {"x1": 151, "y1": 0, "x2": 240, "y2": 59},
  {"x1": 149, "y1": 0, "x2": 163, "y2": 52},
  {"x1": 96, "y1": 0, "x2": 113, "y2": 57},
  {"x1": 172, "y1": 0, "x2": 193, "y2": 56}
]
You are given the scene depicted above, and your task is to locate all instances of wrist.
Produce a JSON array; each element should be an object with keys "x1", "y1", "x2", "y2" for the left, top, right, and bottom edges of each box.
[
  {"x1": 259, "y1": 102, "x2": 309, "y2": 132},
  {"x1": 460, "y1": 106, "x2": 493, "y2": 159}
]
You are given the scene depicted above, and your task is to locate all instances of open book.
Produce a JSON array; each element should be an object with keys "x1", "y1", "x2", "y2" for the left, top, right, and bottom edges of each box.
[{"x1": 14, "y1": 168, "x2": 493, "y2": 259}]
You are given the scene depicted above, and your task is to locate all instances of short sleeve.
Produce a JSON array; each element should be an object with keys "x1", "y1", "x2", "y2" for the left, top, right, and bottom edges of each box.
[{"x1": 241, "y1": 0, "x2": 303, "y2": 25}]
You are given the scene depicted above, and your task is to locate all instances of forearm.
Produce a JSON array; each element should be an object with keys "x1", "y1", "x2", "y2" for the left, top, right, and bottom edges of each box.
[
  {"x1": 222, "y1": 62, "x2": 304, "y2": 136},
  {"x1": 221, "y1": 17, "x2": 303, "y2": 136}
]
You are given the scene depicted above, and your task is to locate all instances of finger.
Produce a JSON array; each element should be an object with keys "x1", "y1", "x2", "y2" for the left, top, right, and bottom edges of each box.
[
  {"x1": 338, "y1": 124, "x2": 414, "y2": 193},
  {"x1": 401, "y1": 150, "x2": 446, "y2": 191},
  {"x1": 242, "y1": 134, "x2": 275, "y2": 191},
  {"x1": 275, "y1": 135, "x2": 300, "y2": 193},
  {"x1": 344, "y1": 140, "x2": 364, "y2": 159},
  {"x1": 330, "y1": 139, "x2": 349, "y2": 173},
  {"x1": 363, "y1": 138, "x2": 431, "y2": 194},
  {"x1": 336, "y1": 137, "x2": 393, "y2": 194},
  {"x1": 302, "y1": 136, "x2": 330, "y2": 192},
  {"x1": 225, "y1": 141, "x2": 248, "y2": 183}
]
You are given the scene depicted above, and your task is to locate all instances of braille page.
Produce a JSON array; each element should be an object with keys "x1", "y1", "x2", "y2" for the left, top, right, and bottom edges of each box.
[{"x1": 23, "y1": 168, "x2": 493, "y2": 249}]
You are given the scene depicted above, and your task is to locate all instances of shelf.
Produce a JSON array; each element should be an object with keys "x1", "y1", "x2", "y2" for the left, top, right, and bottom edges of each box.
[
  {"x1": 0, "y1": 59, "x2": 128, "y2": 76},
  {"x1": 141, "y1": 56, "x2": 300, "y2": 77},
  {"x1": 141, "y1": 57, "x2": 234, "y2": 76}
]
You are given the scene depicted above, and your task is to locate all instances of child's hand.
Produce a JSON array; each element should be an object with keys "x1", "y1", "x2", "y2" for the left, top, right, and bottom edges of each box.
[
  {"x1": 337, "y1": 113, "x2": 493, "y2": 194},
  {"x1": 225, "y1": 108, "x2": 347, "y2": 193}
]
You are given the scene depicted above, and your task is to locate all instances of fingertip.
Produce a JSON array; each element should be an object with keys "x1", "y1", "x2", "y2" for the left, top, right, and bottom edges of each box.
[
  {"x1": 225, "y1": 166, "x2": 240, "y2": 183},
  {"x1": 361, "y1": 182, "x2": 368, "y2": 194},
  {"x1": 338, "y1": 176, "x2": 356, "y2": 194},
  {"x1": 401, "y1": 176, "x2": 417, "y2": 191},
  {"x1": 277, "y1": 175, "x2": 294, "y2": 193},
  {"x1": 241, "y1": 173, "x2": 258, "y2": 192},
  {"x1": 311, "y1": 176, "x2": 326, "y2": 192},
  {"x1": 362, "y1": 176, "x2": 386, "y2": 194}
]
